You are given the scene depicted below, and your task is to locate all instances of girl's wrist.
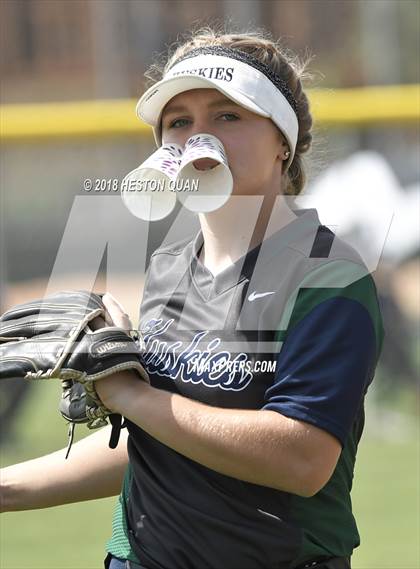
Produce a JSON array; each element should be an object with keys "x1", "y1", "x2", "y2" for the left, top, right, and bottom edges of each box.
[{"x1": 99, "y1": 371, "x2": 151, "y2": 414}]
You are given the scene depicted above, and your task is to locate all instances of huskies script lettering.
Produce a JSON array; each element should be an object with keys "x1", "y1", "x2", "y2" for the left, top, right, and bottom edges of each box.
[{"x1": 142, "y1": 318, "x2": 253, "y2": 391}]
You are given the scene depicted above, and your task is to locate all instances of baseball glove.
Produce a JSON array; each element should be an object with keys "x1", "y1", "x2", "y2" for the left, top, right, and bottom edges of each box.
[{"x1": 0, "y1": 290, "x2": 149, "y2": 456}]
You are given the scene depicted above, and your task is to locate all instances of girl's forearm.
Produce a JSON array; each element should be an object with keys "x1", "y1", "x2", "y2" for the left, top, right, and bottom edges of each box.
[
  {"x1": 1, "y1": 425, "x2": 128, "y2": 512},
  {"x1": 101, "y1": 376, "x2": 339, "y2": 497}
]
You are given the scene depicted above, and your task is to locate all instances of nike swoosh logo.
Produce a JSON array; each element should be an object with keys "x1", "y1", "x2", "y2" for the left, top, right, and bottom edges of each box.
[{"x1": 248, "y1": 291, "x2": 276, "y2": 302}]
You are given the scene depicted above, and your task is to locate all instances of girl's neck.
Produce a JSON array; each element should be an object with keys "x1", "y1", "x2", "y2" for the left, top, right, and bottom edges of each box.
[{"x1": 198, "y1": 194, "x2": 297, "y2": 276}]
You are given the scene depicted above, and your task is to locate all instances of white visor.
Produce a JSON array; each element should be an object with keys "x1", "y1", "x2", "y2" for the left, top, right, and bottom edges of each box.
[{"x1": 136, "y1": 50, "x2": 299, "y2": 170}]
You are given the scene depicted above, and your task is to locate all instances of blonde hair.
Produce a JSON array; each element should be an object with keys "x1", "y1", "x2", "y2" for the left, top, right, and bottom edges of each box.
[{"x1": 145, "y1": 25, "x2": 314, "y2": 196}]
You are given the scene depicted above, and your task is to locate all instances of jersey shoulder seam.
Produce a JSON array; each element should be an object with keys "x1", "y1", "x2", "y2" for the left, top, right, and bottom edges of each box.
[{"x1": 150, "y1": 235, "x2": 196, "y2": 259}]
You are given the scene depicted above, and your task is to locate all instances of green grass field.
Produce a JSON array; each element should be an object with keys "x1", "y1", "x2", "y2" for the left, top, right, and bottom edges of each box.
[{"x1": 1, "y1": 382, "x2": 419, "y2": 569}]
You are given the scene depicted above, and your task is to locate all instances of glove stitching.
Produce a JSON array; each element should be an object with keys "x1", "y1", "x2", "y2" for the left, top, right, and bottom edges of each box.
[
  {"x1": 0, "y1": 357, "x2": 39, "y2": 373},
  {"x1": 50, "y1": 308, "x2": 104, "y2": 376}
]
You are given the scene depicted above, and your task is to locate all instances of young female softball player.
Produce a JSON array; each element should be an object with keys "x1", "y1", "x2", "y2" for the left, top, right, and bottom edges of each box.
[{"x1": 1, "y1": 29, "x2": 383, "y2": 569}]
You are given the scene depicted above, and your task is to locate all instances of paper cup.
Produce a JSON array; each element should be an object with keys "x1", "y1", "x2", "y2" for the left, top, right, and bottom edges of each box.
[
  {"x1": 175, "y1": 134, "x2": 233, "y2": 213},
  {"x1": 121, "y1": 143, "x2": 183, "y2": 221}
]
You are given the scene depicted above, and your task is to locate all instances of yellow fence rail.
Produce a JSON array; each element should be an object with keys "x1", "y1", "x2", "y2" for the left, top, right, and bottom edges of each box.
[{"x1": 1, "y1": 84, "x2": 419, "y2": 142}]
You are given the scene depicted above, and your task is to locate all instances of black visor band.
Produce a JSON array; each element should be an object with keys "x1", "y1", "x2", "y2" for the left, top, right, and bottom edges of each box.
[{"x1": 167, "y1": 45, "x2": 299, "y2": 115}]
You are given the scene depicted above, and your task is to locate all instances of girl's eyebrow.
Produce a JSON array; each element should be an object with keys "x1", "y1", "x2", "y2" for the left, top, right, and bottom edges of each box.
[{"x1": 162, "y1": 98, "x2": 240, "y2": 119}]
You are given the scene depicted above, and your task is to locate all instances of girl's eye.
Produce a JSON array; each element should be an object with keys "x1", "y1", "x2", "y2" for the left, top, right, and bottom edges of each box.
[
  {"x1": 219, "y1": 113, "x2": 239, "y2": 121},
  {"x1": 169, "y1": 118, "x2": 190, "y2": 129},
  {"x1": 167, "y1": 113, "x2": 239, "y2": 129}
]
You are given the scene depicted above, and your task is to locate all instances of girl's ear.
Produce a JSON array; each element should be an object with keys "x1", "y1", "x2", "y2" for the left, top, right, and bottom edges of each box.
[
  {"x1": 277, "y1": 133, "x2": 290, "y2": 160},
  {"x1": 278, "y1": 143, "x2": 290, "y2": 162}
]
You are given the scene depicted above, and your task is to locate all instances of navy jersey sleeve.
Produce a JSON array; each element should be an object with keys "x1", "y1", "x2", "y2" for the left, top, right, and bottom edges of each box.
[{"x1": 262, "y1": 262, "x2": 384, "y2": 446}]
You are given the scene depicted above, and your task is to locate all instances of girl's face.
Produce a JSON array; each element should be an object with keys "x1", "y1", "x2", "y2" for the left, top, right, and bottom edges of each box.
[{"x1": 161, "y1": 88, "x2": 287, "y2": 196}]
